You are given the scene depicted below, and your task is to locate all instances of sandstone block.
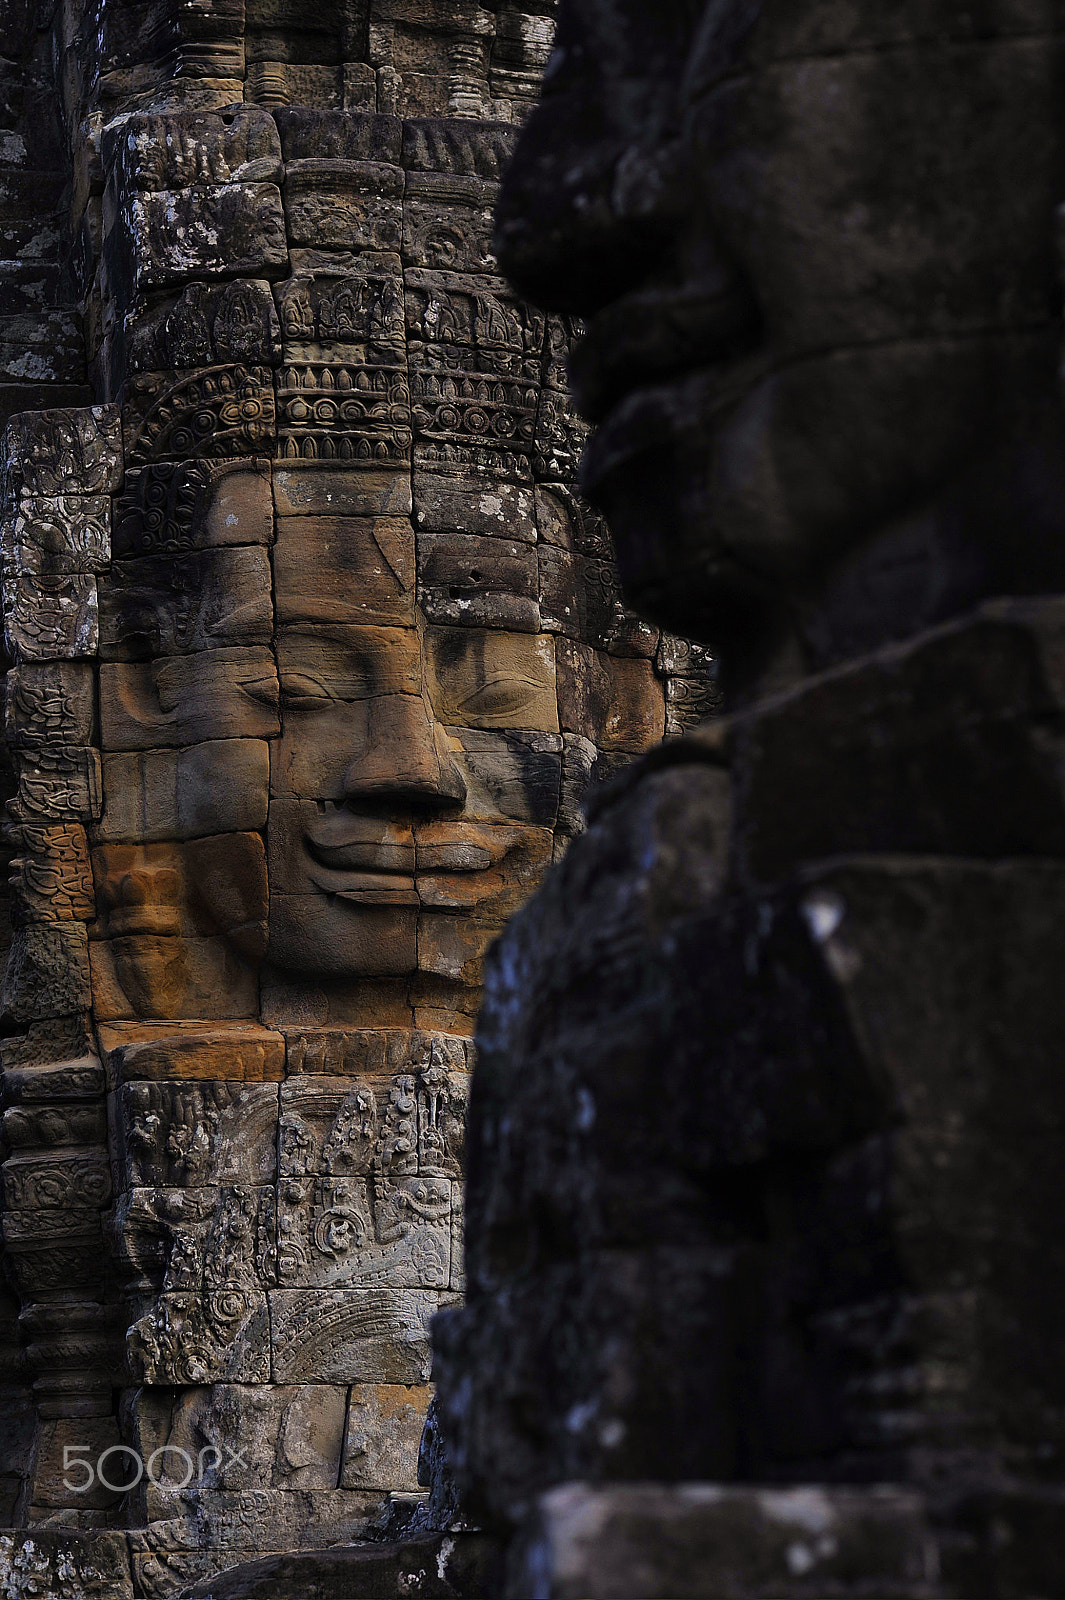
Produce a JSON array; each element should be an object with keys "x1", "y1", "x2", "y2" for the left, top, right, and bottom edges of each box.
[
  {"x1": 123, "y1": 278, "x2": 282, "y2": 373},
  {"x1": 3, "y1": 405, "x2": 122, "y2": 496},
  {"x1": 283, "y1": 1027, "x2": 469, "y2": 1078},
  {"x1": 11, "y1": 746, "x2": 103, "y2": 822},
  {"x1": 265, "y1": 798, "x2": 414, "y2": 894},
  {"x1": 414, "y1": 818, "x2": 552, "y2": 919},
  {"x1": 447, "y1": 728, "x2": 562, "y2": 825},
  {"x1": 99, "y1": 1022, "x2": 285, "y2": 1085},
  {"x1": 341, "y1": 1383, "x2": 431, "y2": 1491},
  {"x1": 282, "y1": 161, "x2": 403, "y2": 251},
  {"x1": 3, "y1": 572, "x2": 98, "y2": 660},
  {"x1": 89, "y1": 934, "x2": 258, "y2": 1021},
  {"x1": 2, "y1": 493, "x2": 110, "y2": 574},
  {"x1": 538, "y1": 545, "x2": 620, "y2": 642},
  {"x1": 534, "y1": 484, "x2": 613, "y2": 558},
  {"x1": 93, "y1": 739, "x2": 270, "y2": 842},
  {"x1": 403, "y1": 183, "x2": 499, "y2": 275},
  {"x1": 114, "y1": 458, "x2": 273, "y2": 557},
  {"x1": 275, "y1": 251, "x2": 404, "y2": 362},
  {"x1": 100, "y1": 546, "x2": 273, "y2": 657},
  {"x1": 555, "y1": 639, "x2": 665, "y2": 751},
  {"x1": 425, "y1": 626, "x2": 557, "y2": 730},
  {"x1": 272, "y1": 463, "x2": 411, "y2": 518},
  {"x1": 272, "y1": 515, "x2": 415, "y2": 625},
  {"x1": 269, "y1": 1287, "x2": 440, "y2": 1383},
  {"x1": 276, "y1": 624, "x2": 421, "y2": 703},
  {"x1": 103, "y1": 106, "x2": 282, "y2": 191},
  {"x1": 111, "y1": 1081, "x2": 278, "y2": 1188},
  {"x1": 2, "y1": 1147, "x2": 111, "y2": 1211},
  {"x1": 127, "y1": 1289, "x2": 270, "y2": 1385},
  {"x1": 1, "y1": 922, "x2": 91, "y2": 1023},
  {"x1": 158, "y1": 1382, "x2": 348, "y2": 1492},
  {"x1": 113, "y1": 184, "x2": 288, "y2": 291},
  {"x1": 7, "y1": 821, "x2": 94, "y2": 922},
  {"x1": 5, "y1": 661, "x2": 95, "y2": 747},
  {"x1": 414, "y1": 473, "x2": 536, "y2": 542},
  {"x1": 99, "y1": 647, "x2": 279, "y2": 748},
  {"x1": 123, "y1": 366, "x2": 275, "y2": 464},
  {"x1": 0, "y1": 1529, "x2": 132, "y2": 1594},
  {"x1": 275, "y1": 110, "x2": 402, "y2": 165},
  {"x1": 417, "y1": 529, "x2": 539, "y2": 631}
]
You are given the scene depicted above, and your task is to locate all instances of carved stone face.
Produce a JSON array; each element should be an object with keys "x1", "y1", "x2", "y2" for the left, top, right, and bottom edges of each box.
[
  {"x1": 497, "y1": 1, "x2": 1065, "y2": 672},
  {"x1": 264, "y1": 475, "x2": 560, "y2": 981}
]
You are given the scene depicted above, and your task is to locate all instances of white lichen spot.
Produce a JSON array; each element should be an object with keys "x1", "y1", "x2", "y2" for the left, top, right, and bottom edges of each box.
[
  {"x1": 800, "y1": 889, "x2": 845, "y2": 944},
  {"x1": 436, "y1": 1537, "x2": 455, "y2": 1582}
]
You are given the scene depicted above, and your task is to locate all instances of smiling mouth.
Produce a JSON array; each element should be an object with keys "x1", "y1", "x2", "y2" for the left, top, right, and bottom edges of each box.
[{"x1": 303, "y1": 835, "x2": 497, "y2": 906}]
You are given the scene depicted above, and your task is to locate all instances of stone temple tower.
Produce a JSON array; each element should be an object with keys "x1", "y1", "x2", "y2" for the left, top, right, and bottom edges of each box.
[{"x1": 0, "y1": 1, "x2": 714, "y2": 1592}]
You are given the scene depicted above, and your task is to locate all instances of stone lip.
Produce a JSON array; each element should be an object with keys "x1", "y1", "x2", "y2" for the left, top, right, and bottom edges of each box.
[{"x1": 180, "y1": 1530, "x2": 504, "y2": 1598}]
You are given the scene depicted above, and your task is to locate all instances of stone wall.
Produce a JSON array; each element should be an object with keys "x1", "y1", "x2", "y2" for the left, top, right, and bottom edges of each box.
[{"x1": 0, "y1": 1, "x2": 716, "y2": 1593}]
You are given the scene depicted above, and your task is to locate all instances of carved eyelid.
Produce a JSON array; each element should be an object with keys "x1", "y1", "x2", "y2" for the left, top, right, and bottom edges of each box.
[
  {"x1": 278, "y1": 671, "x2": 335, "y2": 703},
  {"x1": 455, "y1": 674, "x2": 538, "y2": 715}
]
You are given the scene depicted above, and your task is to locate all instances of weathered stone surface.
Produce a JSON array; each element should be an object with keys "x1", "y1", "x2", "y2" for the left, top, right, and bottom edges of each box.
[
  {"x1": 0, "y1": 17, "x2": 686, "y2": 1571},
  {"x1": 3, "y1": 405, "x2": 122, "y2": 496},
  {"x1": 3, "y1": 572, "x2": 98, "y2": 660},
  {"x1": 272, "y1": 464, "x2": 412, "y2": 518},
  {"x1": 555, "y1": 639, "x2": 665, "y2": 751},
  {"x1": 342, "y1": 1383, "x2": 431, "y2": 1491},
  {"x1": 0, "y1": 1529, "x2": 133, "y2": 1597},
  {"x1": 114, "y1": 458, "x2": 273, "y2": 557},
  {"x1": 99, "y1": 647, "x2": 279, "y2": 748},
  {"x1": 270, "y1": 1288, "x2": 440, "y2": 1384},
  {"x1": 1, "y1": 922, "x2": 92, "y2": 1023},
  {"x1": 10, "y1": 745, "x2": 103, "y2": 822},
  {"x1": 151, "y1": 1382, "x2": 349, "y2": 1493},
  {"x1": 111, "y1": 1081, "x2": 278, "y2": 1187},
  {"x1": 122, "y1": 278, "x2": 282, "y2": 374},
  {"x1": 98, "y1": 1022, "x2": 285, "y2": 1084},
  {"x1": 275, "y1": 250, "x2": 405, "y2": 361},
  {"x1": 5, "y1": 661, "x2": 95, "y2": 748},
  {"x1": 100, "y1": 546, "x2": 273, "y2": 657},
  {"x1": 272, "y1": 515, "x2": 415, "y2": 625},
  {"x1": 7, "y1": 821, "x2": 94, "y2": 922},
  {"x1": 2, "y1": 493, "x2": 110, "y2": 573},
  {"x1": 89, "y1": 930, "x2": 259, "y2": 1020},
  {"x1": 510, "y1": 1483, "x2": 939, "y2": 1600},
  {"x1": 2, "y1": 1147, "x2": 111, "y2": 1211},
  {"x1": 128, "y1": 1289, "x2": 271, "y2": 1384},
  {"x1": 418, "y1": 529, "x2": 540, "y2": 630},
  {"x1": 538, "y1": 545, "x2": 620, "y2": 642},
  {"x1": 122, "y1": 366, "x2": 276, "y2": 464},
  {"x1": 112, "y1": 183, "x2": 288, "y2": 292},
  {"x1": 103, "y1": 106, "x2": 283, "y2": 192},
  {"x1": 414, "y1": 474, "x2": 536, "y2": 542},
  {"x1": 425, "y1": 627, "x2": 558, "y2": 730},
  {"x1": 93, "y1": 739, "x2": 270, "y2": 842}
]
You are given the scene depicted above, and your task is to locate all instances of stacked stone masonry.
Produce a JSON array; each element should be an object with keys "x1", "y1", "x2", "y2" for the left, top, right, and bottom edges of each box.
[{"x1": 0, "y1": 1, "x2": 718, "y2": 1594}]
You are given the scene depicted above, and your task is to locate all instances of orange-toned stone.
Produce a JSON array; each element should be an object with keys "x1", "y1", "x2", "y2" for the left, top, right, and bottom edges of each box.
[{"x1": 98, "y1": 1021, "x2": 286, "y2": 1084}]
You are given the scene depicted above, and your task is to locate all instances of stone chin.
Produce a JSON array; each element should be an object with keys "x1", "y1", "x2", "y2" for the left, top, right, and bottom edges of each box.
[{"x1": 265, "y1": 899, "x2": 419, "y2": 978}]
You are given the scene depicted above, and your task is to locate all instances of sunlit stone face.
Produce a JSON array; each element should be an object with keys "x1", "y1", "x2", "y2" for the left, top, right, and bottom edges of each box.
[{"x1": 263, "y1": 479, "x2": 561, "y2": 985}]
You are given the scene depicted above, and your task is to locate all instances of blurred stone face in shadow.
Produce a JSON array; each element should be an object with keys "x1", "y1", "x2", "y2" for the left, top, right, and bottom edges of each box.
[{"x1": 497, "y1": 0, "x2": 1065, "y2": 684}]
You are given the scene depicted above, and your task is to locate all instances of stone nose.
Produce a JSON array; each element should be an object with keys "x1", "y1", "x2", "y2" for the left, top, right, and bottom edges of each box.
[{"x1": 340, "y1": 693, "x2": 466, "y2": 810}]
